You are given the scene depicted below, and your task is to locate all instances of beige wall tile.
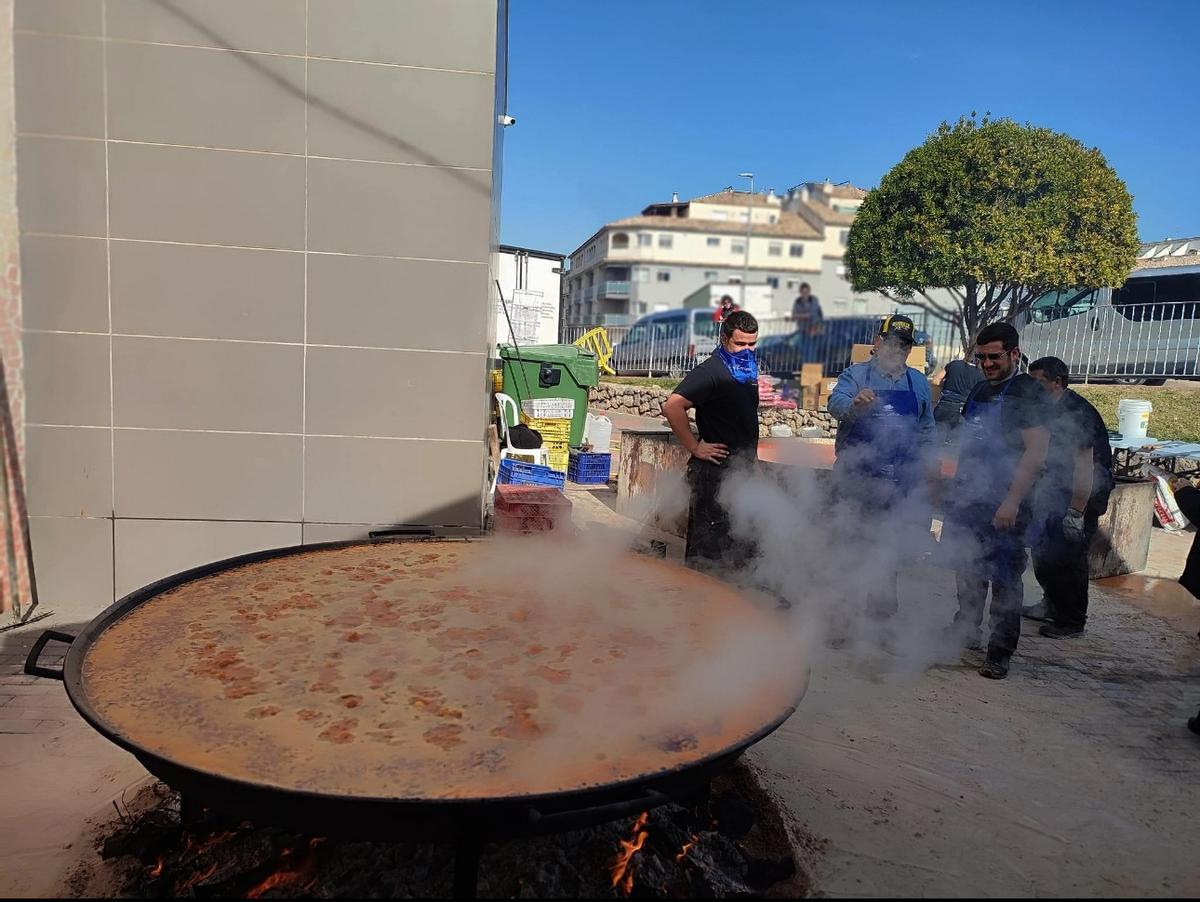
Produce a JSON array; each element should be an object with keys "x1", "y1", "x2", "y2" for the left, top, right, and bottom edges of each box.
[
  {"x1": 112, "y1": 336, "x2": 302, "y2": 432},
  {"x1": 306, "y1": 255, "x2": 488, "y2": 352},
  {"x1": 111, "y1": 242, "x2": 303, "y2": 342},
  {"x1": 304, "y1": 436, "x2": 484, "y2": 527},
  {"x1": 115, "y1": 518, "x2": 301, "y2": 597},
  {"x1": 307, "y1": 60, "x2": 492, "y2": 169},
  {"x1": 105, "y1": 0, "x2": 306, "y2": 54},
  {"x1": 106, "y1": 41, "x2": 306, "y2": 153},
  {"x1": 25, "y1": 426, "x2": 112, "y2": 518},
  {"x1": 307, "y1": 157, "x2": 490, "y2": 260},
  {"x1": 14, "y1": 33, "x2": 105, "y2": 137},
  {"x1": 109, "y1": 143, "x2": 306, "y2": 249},
  {"x1": 308, "y1": 0, "x2": 496, "y2": 72},
  {"x1": 16, "y1": 136, "x2": 107, "y2": 236},
  {"x1": 306, "y1": 346, "x2": 488, "y2": 440},
  {"x1": 15, "y1": 0, "x2": 103, "y2": 37},
  {"x1": 23, "y1": 331, "x2": 110, "y2": 426},
  {"x1": 19, "y1": 235, "x2": 108, "y2": 332},
  {"x1": 30, "y1": 516, "x2": 114, "y2": 614},
  {"x1": 114, "y1": 429, "x2": 301, "y2": 520}
]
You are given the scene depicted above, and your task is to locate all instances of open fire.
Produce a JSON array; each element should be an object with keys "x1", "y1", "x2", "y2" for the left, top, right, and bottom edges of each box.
[{"x1": 78, "y1": 766, "x2": 812, "y2": 899}]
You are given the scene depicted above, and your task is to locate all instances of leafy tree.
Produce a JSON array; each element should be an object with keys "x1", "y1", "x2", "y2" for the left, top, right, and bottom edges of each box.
[{"x1": 844, "y1": 115, "x2": 1140, "y2": 353}]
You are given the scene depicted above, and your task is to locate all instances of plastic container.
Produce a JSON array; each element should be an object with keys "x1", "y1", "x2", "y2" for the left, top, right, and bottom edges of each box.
[
  {"x1": 1117, "y1": 399, "x2": 1152, "y2": 441},
  {"x1": 494, "y1": 484, "x2": 572, "y2": 533},
  {"x1": 568, "y1": 450, "x2": 612, "y2": 485},
  {"x1": 499, "y1": 344, "x2": 600, "y2": 446},
  {"x1": 520, "y1": 415, "x2": 572, "y2": 443},
  {"x1": 497, "y1": 458, "x2": 565, "y2": 488},
  {"x1": 491, "y1": 369, "x2": 504, "y2": 393},
  {"x1": 584, "y1": 413, "x2": 614, "y2": 452},
  {"x1": 521, "y1": 397, "x2": 576, "y2": 419}
]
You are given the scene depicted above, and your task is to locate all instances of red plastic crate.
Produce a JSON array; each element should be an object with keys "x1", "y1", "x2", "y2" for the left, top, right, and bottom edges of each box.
[{"x1": 493, "y1": 484, "x2": 572, "y2": 533}]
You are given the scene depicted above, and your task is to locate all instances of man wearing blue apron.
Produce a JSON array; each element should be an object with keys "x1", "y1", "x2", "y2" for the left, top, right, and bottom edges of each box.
[
  {"x1": 828, "y1": 315, "x2": 936, "y2": 639},
  {"x1": 944, "y1": 323, "x2": 1050, "y2": 679}
]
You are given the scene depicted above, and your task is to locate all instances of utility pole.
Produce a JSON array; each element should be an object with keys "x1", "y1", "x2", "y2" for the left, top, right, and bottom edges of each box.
[{"x1": 738, "y1": 172, "x2": 753, "y2": 310}]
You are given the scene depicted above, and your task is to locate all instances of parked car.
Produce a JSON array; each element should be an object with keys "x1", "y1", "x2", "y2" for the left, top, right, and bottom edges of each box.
[
  {"x1": 1017, "y1": 265, "x2": 1200, "y2": 384},
  {"x1": 756, "y1": 316, "x2": 881, "y2": 376},
  {"x1": 611, "y1": 308, "x2": 721, "y2": 376}
]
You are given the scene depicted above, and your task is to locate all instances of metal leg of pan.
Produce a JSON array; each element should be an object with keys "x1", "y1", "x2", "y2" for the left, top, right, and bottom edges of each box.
[{"x1": 453, "y1": 840, "x2": 483, "y2": 900}]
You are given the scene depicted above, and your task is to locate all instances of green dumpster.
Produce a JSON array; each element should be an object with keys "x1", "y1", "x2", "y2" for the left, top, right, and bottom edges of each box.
[{"x1": 498, "y1": 344, "x2": 599, "y2": 446}]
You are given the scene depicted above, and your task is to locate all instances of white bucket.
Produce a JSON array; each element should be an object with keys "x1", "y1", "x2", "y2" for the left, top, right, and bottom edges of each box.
[
  {"x1": 584, "y1": 413, "x2": 613, "y2": 452},
  {"x1": 1117, "y1": 399, "x2": 1152, "y2": 440}
]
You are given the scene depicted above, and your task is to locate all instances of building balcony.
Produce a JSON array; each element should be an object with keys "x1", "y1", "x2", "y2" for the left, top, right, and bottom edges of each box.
[{"x1": 598, "y1": 280, "x2": 631, "y2": 299}]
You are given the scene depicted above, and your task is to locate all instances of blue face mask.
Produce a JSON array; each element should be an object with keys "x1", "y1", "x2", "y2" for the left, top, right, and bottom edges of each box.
[{"x1": 716, "y1": 346, "x2": 759, "y2": 384}]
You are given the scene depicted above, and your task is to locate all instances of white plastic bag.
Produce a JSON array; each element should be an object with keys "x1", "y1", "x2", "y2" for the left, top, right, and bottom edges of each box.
[{"x1": 1144, "y1": 463, "x2": 1190, "y2": 532}]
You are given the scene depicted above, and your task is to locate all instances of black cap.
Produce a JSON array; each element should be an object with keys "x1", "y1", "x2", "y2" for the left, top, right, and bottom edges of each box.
[{"x1": 879, "y1": 314, "x2": 916, "y2": 344}]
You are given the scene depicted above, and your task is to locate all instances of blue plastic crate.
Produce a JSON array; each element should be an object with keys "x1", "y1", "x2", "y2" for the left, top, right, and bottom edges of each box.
[
  {"x1": 498, "y1": 457, "x2": 566, "y2": 488},
  {"x1": 567, "y1": 451, "x2": 611, "y2": 485}
]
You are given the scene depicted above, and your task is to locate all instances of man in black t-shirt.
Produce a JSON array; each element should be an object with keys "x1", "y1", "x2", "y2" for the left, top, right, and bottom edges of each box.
[
  {"x1": 933, "y1": 350, "x2": 985, "y2": 439},
  {"x1": 944, "y1": 322, "x2": 1049, "y2": 679},
  {"x1": 662, "y1": 310, "x2": 760, "y2": 568},
  {"x1": 1023, "y1": 357, "x2": 1114, "y2": 638}
]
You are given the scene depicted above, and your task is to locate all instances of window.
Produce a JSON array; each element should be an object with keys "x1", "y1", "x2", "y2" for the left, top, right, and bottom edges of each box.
[
  {"x1": 658, "y1": 234, "x2": 673, "y2": 248},
  {"x1": 739, "y1": 211, "x2": 750, "y2": 222},
  {"x1": 632, "y1": 266, "x2": 649, "y2": 282},
  {"x1": 706, "y1": 237, "x2": 721, "y2": 247},
  {"x1": 730, "y1": 241, "x2": 745, "y2": 254},
  {"x1": 839, "y1": 230, "x2": 850, "y2": 246},
  {"x1": 768, "y1": 242, "x2": 782, "y2": 257},
  {"x1": 786, "y1": 279, "x2": 798, "y2": 290},
  {"x1": 703, "y1": 271, "x2": 718, "y2": 281},
  {"x1": 611, "y1": 232, "x2": 630, "y2": 249},
  {"x1": 712, "y1": 210, "x2": 728, "y2": 221},
  {"x1": 637, "y1": 232, "x2": 652, "y2": 247},
  {"x1": 769, "y1": 215, "x2": 777, "y2": 224},
  {"x1": 1029, "y1": 288, "x2": 1097, "y2": 324},
  {"x1": 789, "y1": 243, "x2": 805, "y2": 258},
  {"x1": 1113, "y1": 273, "x2": 1200, "y2": 321},
  {"x1": 656, "y1": 271, "x2": 671, "y2": 282},
  {"x1": 766, "y1": 276, "x2": 780, "y2": 288}
]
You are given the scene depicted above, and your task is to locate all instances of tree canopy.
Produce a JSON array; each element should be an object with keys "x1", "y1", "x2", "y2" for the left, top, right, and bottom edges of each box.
[{"x1": 844, "y1": 115, "x2": 1140, "y2": 352}]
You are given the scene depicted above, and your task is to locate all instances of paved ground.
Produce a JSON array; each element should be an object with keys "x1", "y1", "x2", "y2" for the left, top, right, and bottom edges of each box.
[{"x1": 1, "y1": 482, "x2": 1196, "y2": 897}]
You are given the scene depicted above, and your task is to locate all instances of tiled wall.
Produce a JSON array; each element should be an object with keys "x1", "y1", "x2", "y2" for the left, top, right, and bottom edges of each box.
[{"x1": 14, "y1": 0, "x2": 502, "y2": 612}]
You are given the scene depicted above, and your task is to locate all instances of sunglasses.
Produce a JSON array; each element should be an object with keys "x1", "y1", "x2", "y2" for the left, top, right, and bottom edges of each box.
[{"x1": 974, "y1": 351, "x2": 1011, "y2": 362}]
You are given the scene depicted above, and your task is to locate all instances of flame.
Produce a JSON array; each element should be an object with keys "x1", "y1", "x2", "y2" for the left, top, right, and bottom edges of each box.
[
  {"x1": 675, "y1": 834, "x2": 700, "y2": 863},
  {"x1": 245, "y1": 837, "x2": 326, "y2": 899},
  {"x1": 610, "y1": 812, "x2": 650, "y2": 895},
  {"x1": 147, "y1": 856, "x2": 165, "y2": 878},
  {"x1": 177, "y1": 861, "x2": 219, "y2": 892}
]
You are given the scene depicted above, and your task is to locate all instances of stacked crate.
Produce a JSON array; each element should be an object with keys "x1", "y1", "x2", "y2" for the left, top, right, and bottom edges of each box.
[
  {"x1": 493, "y1": 484, "x2": 573, "y2": 534},
  {"x1": 520, "y1": 398, "x2": 574, "y2": 474}
]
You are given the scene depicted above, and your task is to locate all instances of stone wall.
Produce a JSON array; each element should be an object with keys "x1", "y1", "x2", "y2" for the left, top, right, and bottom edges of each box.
[{"x1": 589, "y1": 382, "x2": 839, "y2": 438}]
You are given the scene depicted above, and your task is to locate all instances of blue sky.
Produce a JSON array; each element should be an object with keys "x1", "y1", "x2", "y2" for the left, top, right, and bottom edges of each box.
[{"x1": 499, "y1": 0, "x2": 1199, "y2": 254}]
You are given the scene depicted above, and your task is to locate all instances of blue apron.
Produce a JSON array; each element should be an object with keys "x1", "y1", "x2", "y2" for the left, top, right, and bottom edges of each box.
[
  {"x1": 954, "y1": 376, "x2": 1019, "y2": 510},
  {"x1": 835, "y1": 370, "x2": 921, "y2": 505}
]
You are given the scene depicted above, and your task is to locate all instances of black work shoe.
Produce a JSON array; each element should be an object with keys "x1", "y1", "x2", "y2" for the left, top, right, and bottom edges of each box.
[
  {"x1": 1039, "y1": 623, "x2": 1085, "y2": 640},
  {"x1": 1021, "y1": 600, "x2": 1050, "y2": 622},
  {"x1": 979, "y1": 655, "x2": 1010, "y2": 679}
]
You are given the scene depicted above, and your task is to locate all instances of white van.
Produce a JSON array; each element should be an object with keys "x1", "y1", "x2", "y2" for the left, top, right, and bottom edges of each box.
[{"x1": 1017, "y1": 263, "x2": 1200, "y2": 384}]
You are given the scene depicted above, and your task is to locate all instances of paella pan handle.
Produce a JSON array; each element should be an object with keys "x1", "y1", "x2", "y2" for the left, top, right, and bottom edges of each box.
[
  {"x1": 526, "y1": 787, "x2": 669, "y2": 830},
  {"x1": 23, "y1": 630, "x2": 76, "y2": 681}
]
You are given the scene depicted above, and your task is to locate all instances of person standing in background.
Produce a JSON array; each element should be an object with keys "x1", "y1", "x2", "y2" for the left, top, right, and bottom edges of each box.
[
  {"x1": 713, "y1": 294, "x2": 739, "y2": 324},
  {"x1": 933, "y1": 347, "x2": 986, "y2": 441},
  {"x1": 791, "y1": 283, "x2": 823, "y2": 334},
  {"x1": 943, "y1": 322, "x2": 1049, "y2": 680},
  {"x1": 1022, "y1": 356, "x2": 1114, "y2": 638},
  {"x1": 662, "y1": 310, "x2": 760, "y2": 569}
]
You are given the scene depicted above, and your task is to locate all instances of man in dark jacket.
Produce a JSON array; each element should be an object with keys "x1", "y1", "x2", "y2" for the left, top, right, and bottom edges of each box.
[
  {"x1": 1022, "y1": 357, "x2": 1114, "y2": 638},
  {"x1": 1171, "y1": 475, "x2": 1200, "y2": 735}
]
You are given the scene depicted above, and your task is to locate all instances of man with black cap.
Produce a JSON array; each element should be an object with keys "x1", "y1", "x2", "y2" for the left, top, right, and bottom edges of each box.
[
  {"x1": 827, "y1": 314, "x2": 936, "y2": 638},
  {"x1": 944, "y1": 322, "x2": 1049, "y2": 679}
]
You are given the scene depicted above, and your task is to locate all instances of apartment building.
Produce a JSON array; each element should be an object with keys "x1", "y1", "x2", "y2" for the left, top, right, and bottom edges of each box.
[{"x1": 562, "y1": 190, "x2": 824, "y2": 327}]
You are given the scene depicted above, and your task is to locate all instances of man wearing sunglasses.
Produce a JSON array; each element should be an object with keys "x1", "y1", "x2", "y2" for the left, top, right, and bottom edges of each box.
[
  {"x1": 827, "y1": 314, "x2": 936, "y2": 645},
  {"x1": 944, "y1": 322, "x2": 1049, "y2": 679}
]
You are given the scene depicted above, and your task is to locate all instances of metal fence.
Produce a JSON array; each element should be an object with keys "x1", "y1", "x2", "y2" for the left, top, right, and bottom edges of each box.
[
  {"x1": 1016, "y1": 301, "x2": 1200, "y2": 382},
  {"x1": 561, "y1": 314, "x2": 963, "y2": 380}
]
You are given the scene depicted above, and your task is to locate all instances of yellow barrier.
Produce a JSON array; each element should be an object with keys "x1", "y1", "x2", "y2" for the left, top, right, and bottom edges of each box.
[{"x1": 572, "y1": 327, "x2": 615, "y2": 376}]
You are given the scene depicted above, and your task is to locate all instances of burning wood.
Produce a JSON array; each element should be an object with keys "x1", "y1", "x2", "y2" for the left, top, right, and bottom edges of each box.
[
  {"x1": 610, "y1": 811, "x2": 650, "y2": 895},
  {"x1": 675, "y1": 833, "x2": 700, "y2": 863},
  {"x1": 245, "y1": 837, "x2": 326, "y2": 899}
]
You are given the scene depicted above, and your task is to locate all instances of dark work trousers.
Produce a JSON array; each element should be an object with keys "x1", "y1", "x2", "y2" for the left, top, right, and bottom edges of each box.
[
  {"x1": 949, "y1": 505, "x2": 1029, "y2": 658},
  {"x1": 684, "y1": 457, "x2": 752, "y2": 570},
  {"x1": 1032, "y1": 511, "x2": 1099, "y2": 630}
]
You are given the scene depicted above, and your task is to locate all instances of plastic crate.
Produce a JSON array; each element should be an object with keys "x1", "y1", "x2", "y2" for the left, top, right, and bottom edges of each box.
[
  {"x1": 497, "y1": 458, "x2": 565, "y2": 488},
  {"x1": 567, "y1": 450, "x2": 612, "y2": 485},
  {"x1": 546, "y1": 447, "x2": 570, "y2": 473},
  {"x1": 520, "y1": 414, "x2": 572, "y2": 442},
  {"x1": 520, "y1": 397, "x2": 576, "y2": 419},
  {"x1": 494, "y1": 484, "x2": 572, "y2": 533},
  {"x1": 491, "y1": 369, "x2": 504, "y2": 393}
]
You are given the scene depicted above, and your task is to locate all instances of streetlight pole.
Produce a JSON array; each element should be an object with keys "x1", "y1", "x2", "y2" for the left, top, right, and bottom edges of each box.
[{"x1": 738, "y1": 172, "x2": 753, "y2": 310}]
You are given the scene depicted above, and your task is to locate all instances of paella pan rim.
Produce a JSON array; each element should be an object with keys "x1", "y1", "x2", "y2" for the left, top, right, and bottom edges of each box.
[{"x1": 61, "y1": 537, "x2": 807, "y2": 811}]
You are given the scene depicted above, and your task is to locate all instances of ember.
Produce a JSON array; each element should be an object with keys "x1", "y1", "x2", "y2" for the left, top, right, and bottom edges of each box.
[{"x1": 246, "y1": 838, "x2": 325, "y2": 898}]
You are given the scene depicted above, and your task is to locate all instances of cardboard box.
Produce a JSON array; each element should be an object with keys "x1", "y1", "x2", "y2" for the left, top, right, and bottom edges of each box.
[
  {"x1": 850, "y1": 343, "x2": 926, "y2": 370},
  {"x1": 799, "y1": 363, "x2": 824, "y2": 385}
]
